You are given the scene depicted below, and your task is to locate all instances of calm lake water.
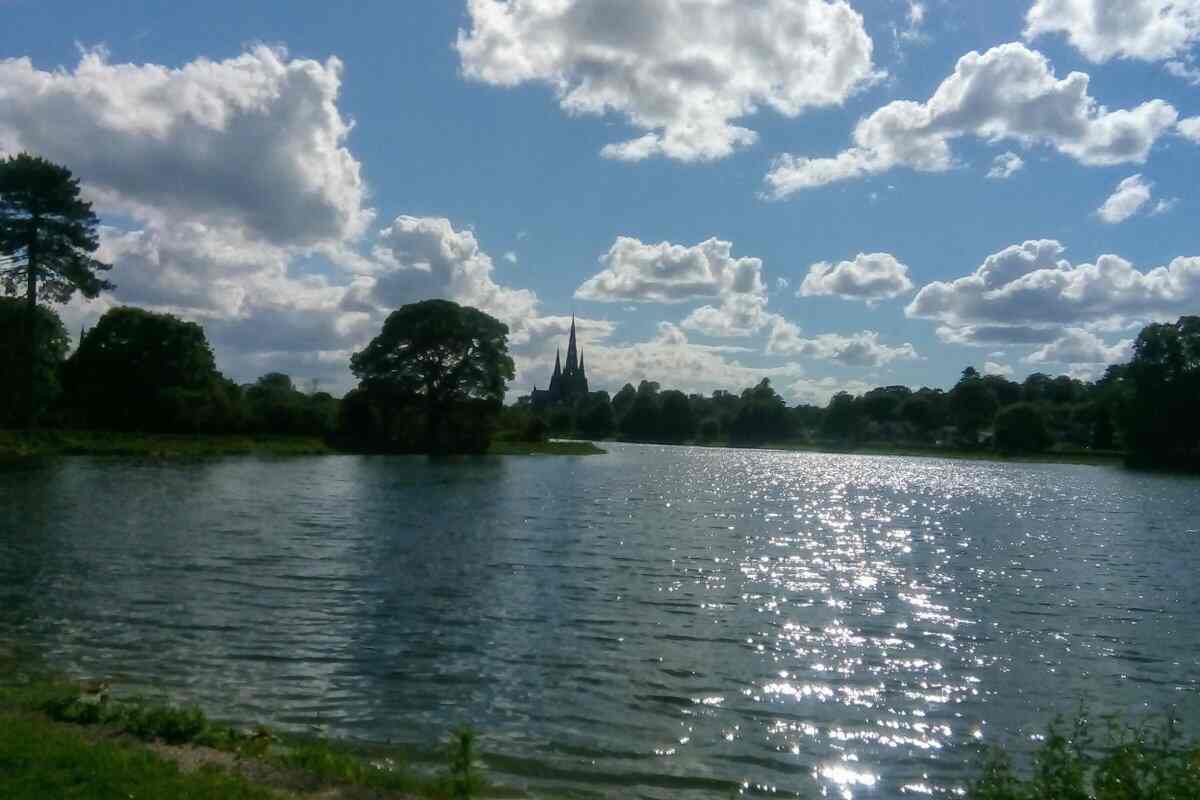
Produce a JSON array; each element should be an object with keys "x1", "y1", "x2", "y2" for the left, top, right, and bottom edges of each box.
[{"x1": 2, "y1": 444, "x2": 1199, "y2": 798}]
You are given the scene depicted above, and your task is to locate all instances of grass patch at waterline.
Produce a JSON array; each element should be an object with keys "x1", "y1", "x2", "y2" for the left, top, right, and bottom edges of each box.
[
  {"x1": 0, "y1": 429, "x2": 334, "y2": 458},
  {"x1": 0, "y1": 676, "x2": 491, "y2": 799},
  {"x1": 0, "y1": 715, "x2": 280, "y2": 800},
  {"x1": 486, "y1": 440, "x2": 605, "y2": 456}
]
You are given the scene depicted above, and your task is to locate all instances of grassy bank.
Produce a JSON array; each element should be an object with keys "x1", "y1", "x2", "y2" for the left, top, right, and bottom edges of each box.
[
  {"x1": 0, "y1": 429, "x2": 335, "y2": 458},
  {"x1": 0, "y1": 430, "x2": 606, "y2": 459},
  {"x1": 2, "y1": 670, "x2": 1199, "y2": 798},
  {"x1": 0, "y1": 675, "x2": 487, "y2": 799}
]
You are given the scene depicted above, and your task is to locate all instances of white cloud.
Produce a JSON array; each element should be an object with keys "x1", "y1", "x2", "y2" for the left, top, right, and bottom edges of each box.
[
  {"x1": 1024, "y1": 0, "x2": 1200, "y2": 63},
  {"x1": 764, "y1": 43, "x2": 1178, "y2": 196},
  {"x1": 456, "y1": 0, "x2": 880, "y2": 162},
  {"x1": 576, "y1": 237, "x2": 762, "y2": 303},
  {"x1": 1025, "y1": 328, "x2": 1133, "y2": 365},
  {"x1": 983, "y1": 361, "x2": 1014, "y2": 378},
  {"x1": 1179, "y1": 116, "x2": 1200, "y2": 142},
  {"x1": 776, "y1": 277, "x2": 790, "y2": 291},
  {"x1": 987, "y1": 151, "x2": 1025, "y2": 179},
  {"x1": 798, "y1": 252, "x2": 914, "y2": 303},
  {"x1": 907, "y1": 239, "x2": 1200, "y2": 342},
  {"x1": 681, "y1": 292, "x2": 773, "y2": 338},
  {"x1": 583, "y1": 322, "x2": 802, "y2": 396},
  {"x1": 766, "y1": 319, "x2": 919, "y2": 366},
  {"x1": 351, "y1": 216, "x2": 540, "y2": 332},
  {"x1": 786, "y1": 376, "x2": 876, "y2": 406},
  {"x1": 1096, "y1": 174, "x2": 1153, "y2": 224},
  {"x1": 1151, "y1": 197, "x2": 1179, "y2": 215},
  {"x1": 576, "y1": 236, "x2": 772, "y2": 337},
  {"x1": 1166, "y1": 59, "x2": 1200, "y2": 84},
  {"x1": 504, "y1": 251, "x2": 518, "y2": 263},
  {"x1": 0, "y1": 46, "x2": 373, "y2": 247}
]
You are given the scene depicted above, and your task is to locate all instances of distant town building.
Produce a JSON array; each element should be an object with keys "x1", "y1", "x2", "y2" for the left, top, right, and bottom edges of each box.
[{"x1": 531, "y1": 316, "x2": 589, "y2": 410}]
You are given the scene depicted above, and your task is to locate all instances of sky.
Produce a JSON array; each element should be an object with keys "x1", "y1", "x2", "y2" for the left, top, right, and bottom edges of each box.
[{"x1": 1, "y1": 0, "x2": 1197, "y2": 404}]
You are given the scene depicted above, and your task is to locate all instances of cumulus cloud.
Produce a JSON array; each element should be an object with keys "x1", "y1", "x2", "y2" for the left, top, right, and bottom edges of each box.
[
  {"x1": 787, "y1": 376, "x2": 876, "y2": 406},
  {"x1": 766, "y1": 320, "x2": 919, "y2": 366},
  {"x1": 1024, "y1": 0, "x2": 1200, "y2": 63},
  {"x1": 582, "y1": 322, "x2": 803, "y2": 396},
  {"x1": 907, "y1": 239, "x2": 1200, "y2": 343},
  {"x1": 987, "y1": 151, "x2": 1025, "y2": 179},
  {"x1": 798, "y1": 252, "x2": 914, "y2": 303},
  {"x1": 0, "y1": 46, "x2": 388, "y2": 392},
  {"x1": 1096, "y1": 174, "x2": 1153, "y2": 223},
  {"x1": 576, "y1": 236, "x2": 772, "y2": 336},
  {"x1": 1025, "y1": 328, "x2": 1133, "y2": 365},
  {"x1": 681, "y1": 293, "x2": 773, "y2": 338},
  {"x1": 349, "y1": 216, "x2": 540, "y2": 332},
  {"x1": 0, "y1": 46, "x2": 373, "y2": 247},
  {"x1": 983, "y1": 361, "x2": 1014, "y2": 378},
  {"x1": 456, "y1": 0, "x2": 880, "y2": 162},
  {"x1": 1166, "y1": 59, "x2": 1200, "y2": 84},
  {"x1": 1179, "y1": 116, "x2": 1200, "y2": 142},
  {"x1": 1151, "y1": 197, "x2": 1179, "y2": 215},
  {"x1": 764, "y1": 43, "x2": 1178, "y2": 196}
]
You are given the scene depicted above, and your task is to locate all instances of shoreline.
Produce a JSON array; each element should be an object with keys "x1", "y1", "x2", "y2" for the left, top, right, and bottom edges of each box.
[{"x1": 0, "y1": 430, "x2": 605, "y2": 459}]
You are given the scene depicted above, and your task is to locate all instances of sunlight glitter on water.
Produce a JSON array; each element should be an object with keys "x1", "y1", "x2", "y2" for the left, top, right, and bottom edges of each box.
[{"x1": 3, "y1": 445, "x2": 1200, "y2": 799}]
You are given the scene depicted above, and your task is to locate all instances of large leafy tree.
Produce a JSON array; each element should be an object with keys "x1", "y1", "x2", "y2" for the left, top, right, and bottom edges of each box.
[
  {"x1": 0, "y1": 153, "x2": 113, "y2": 424},
  {"x1": 350, "y1": 299, "x2": 515, "y2": 452},
  {"x1": 1121, "y1": 316, "x2": 1200, "y2": 468},
  {"x1": 64, "y1": 307, "x2": 225, "y2": 432}
]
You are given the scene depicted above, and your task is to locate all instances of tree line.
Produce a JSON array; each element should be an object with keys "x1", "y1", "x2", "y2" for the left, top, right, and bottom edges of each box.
[
  {"x1": 505, "y1": 319, "x2": 1200, "y2": 470},
  {"x1": 3, "y1": 152, "x2": 1198, "y2": 467}
]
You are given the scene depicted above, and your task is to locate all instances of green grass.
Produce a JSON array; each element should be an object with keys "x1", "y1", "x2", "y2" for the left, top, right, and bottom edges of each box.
[
  {"x1": 0, "y1": 429, "x2": 334, "y2": 458},
  {"x1": 486, "y1": 440, "x2": 606, "y2": 456},
  {"x1": 0, "y1": 715, "x2": 282, "y2": 800},
  {"x1": 0, "y1": 676, "x2": 478, "y2": 798}
]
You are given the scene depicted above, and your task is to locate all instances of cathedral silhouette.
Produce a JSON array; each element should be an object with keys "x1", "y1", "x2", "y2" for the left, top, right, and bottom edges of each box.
[{"x1": 530, "y1": 316, "x2": 589, "y2": 410}]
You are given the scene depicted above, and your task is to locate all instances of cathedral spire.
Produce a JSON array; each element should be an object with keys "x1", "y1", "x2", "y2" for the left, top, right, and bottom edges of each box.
[{"x1": 565, "y1": 314, "x2": 579, "y2": 372}]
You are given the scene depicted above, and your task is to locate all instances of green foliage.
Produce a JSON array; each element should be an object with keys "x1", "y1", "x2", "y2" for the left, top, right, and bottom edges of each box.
[
  {"x1": 445, "y1": 728, "x2": 483, "y2": 800},
  {"x1": 966, "y1": 714, "x2": 1200, "y2": 800},
  {"x1": 951, "y1": 374, "x2": 1000, "y2": 443},
  {"x1": 620, "y1": 381, "x2": 662, "y2": 440},
  {"x1": 348, "y1": 299, "x2": 515, "y2": 454},
  {"x1": 994, "y1": 403, "x2": 1053, "y2": 454},
  {"x1": 0, "y1": 154, "x2": 113, "y2": 304},
  {"x1": 0, "y1": 299, "x2": 68, "y2": 426},
  {"x1": 63, "y1": 307, "x2": 228, "y2": 432},
  {"x1": 821, "y1": 392, "x2": 863, "y2": 442},
  {"x1": 1121, "y1": 316, "x2": 1200, "y2": 469},
  {"x1": 728, "y1": 379, "x2": 790, "y2": 445},
  {"x1": 658, "y1": 389, "x2": 696, "y2": 442},
  {"x1": 698, "y1": 418, "x2": 721, "y2": 442},
  {"x1": 576, "y1": 391, "x2": 616, "y2": 439}
]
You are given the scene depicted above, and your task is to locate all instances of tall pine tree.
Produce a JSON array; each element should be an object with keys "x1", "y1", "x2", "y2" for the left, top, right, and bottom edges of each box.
[{"x1": 0, "y1": 154, "x2": 113, "y2": 425}]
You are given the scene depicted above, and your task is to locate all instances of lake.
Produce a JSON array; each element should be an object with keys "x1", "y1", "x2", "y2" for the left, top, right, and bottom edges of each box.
[{"x1": 2, "y1": 444, "x2": 1198, "y2": 798}]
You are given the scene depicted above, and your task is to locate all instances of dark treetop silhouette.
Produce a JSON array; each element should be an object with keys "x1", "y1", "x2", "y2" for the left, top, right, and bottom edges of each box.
[{"x1": 0, "y1": 154, "x2": 113, "y2": 425}]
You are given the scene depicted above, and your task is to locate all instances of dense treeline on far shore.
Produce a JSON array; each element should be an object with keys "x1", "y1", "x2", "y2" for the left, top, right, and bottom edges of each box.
[
  {"x1": 3, "y1": 153, "x2": 1198, "y2": 466},
  {"x1": 506, "y1": 314, "x2": 1200, "y2": 470}
]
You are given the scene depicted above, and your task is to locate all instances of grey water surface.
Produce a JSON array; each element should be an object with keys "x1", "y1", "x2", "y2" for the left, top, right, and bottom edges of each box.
[{"x1": 2, "y1": 444, "x2": 1198, "y2": 798}]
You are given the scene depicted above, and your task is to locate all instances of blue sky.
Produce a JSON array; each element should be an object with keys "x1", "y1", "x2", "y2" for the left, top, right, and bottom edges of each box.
[{"x1": 2, "y1": 0, "x2": 1197, "y2": 402}]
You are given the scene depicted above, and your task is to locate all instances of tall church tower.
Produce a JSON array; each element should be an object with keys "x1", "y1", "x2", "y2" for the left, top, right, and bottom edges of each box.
[{"x1": 530, "y1": 317, "x2": 590, "y2": 409}]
